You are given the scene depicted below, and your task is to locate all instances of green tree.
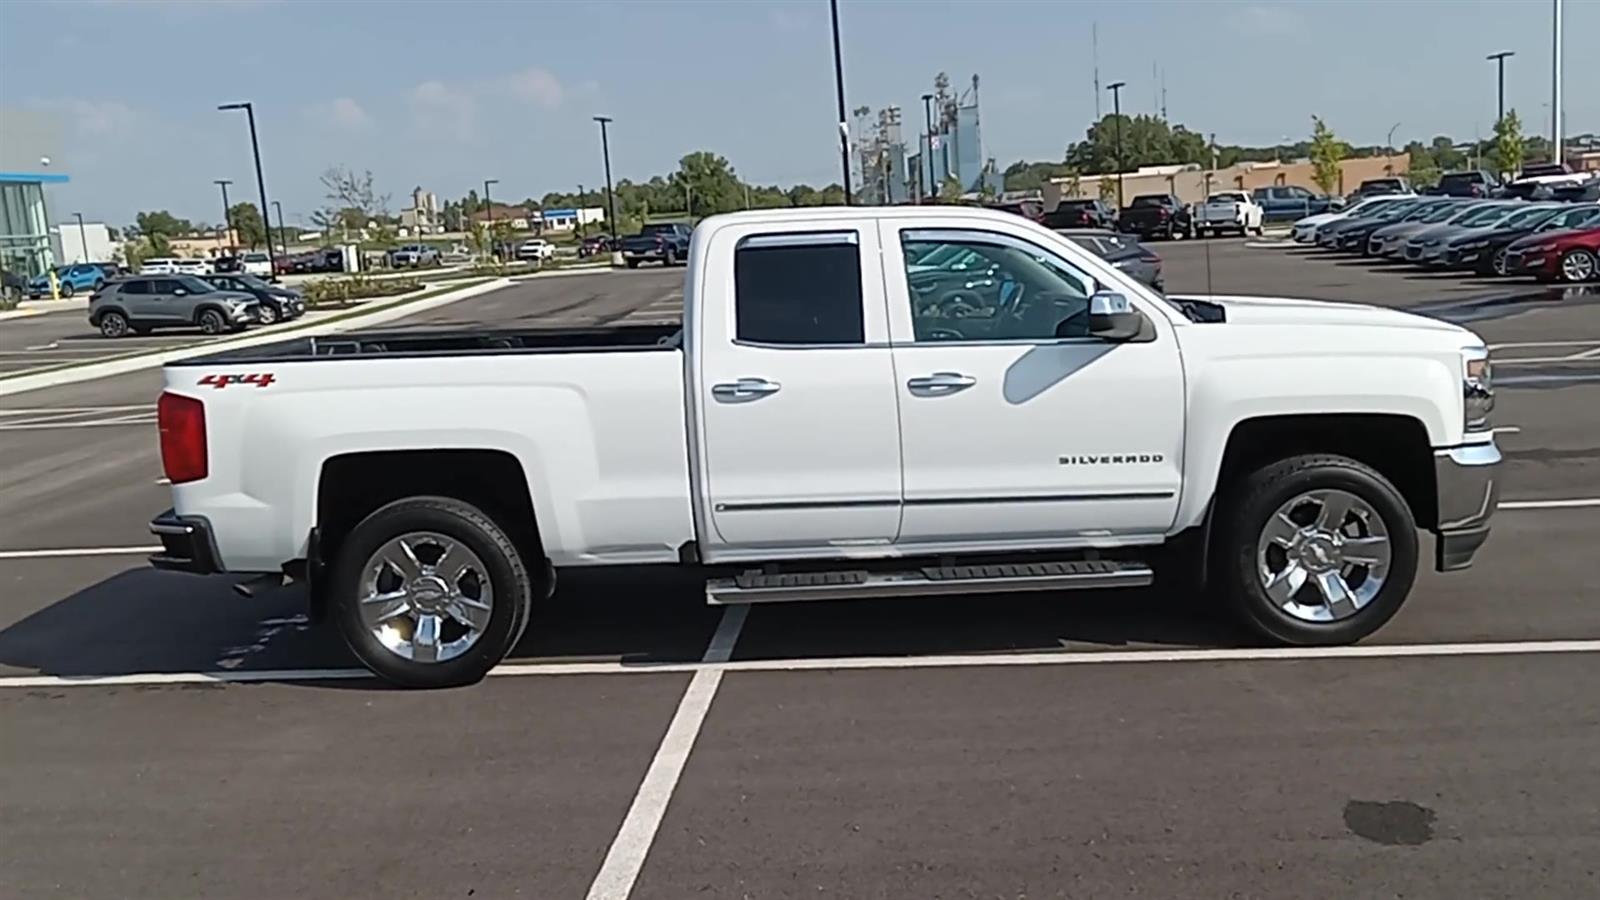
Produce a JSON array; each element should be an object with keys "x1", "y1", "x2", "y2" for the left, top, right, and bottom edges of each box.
[
  {"x1": 1491, "y1": 110, "x2": 1524, "y2": 178},
  {"x1": 1002, "y1": 159, "x2": 1073, "y2": 192},
  {"x1": 1309, "y1": 116, "x2": 1347, "y2": 194},
  {"x1": 671, "y1": 151, "x2": 743, "y2": 216},
  {"x1": 227, "y1": 202, "x2": 267, "y2": 248},
  {"x1": 938, "y1": 176, "x2": 963, "y2": 203},
  {"x1": 1097, "y1": 177, "x2": 1118, "y2": 204},
  {"x1": 134, "y1": 210, "x2": 192, "y2": 238}
]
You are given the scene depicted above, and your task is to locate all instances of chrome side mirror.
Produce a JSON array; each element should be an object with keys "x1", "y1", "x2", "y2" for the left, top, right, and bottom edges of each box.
[{"x1": 1088, "y1": 291, "x2": 1143, "y2": 341}]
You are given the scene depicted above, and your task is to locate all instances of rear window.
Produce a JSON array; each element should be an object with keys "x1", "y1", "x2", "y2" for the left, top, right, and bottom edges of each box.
[
  {"x1": 641, "y1": 224, "x2": 681, "y2": 236},
  {"x1": 1208, "y1": 193, "x2": 1248, "y2": 203},
  {"x1": 1056, "y1": 200, "x2": 1094, "y2": 211},
  {"x1": 1440, "y1": 172, "x2": 1487, "y2": 186},
  {"x1": 1129, "y1": 196, "x2": 1169, "y2": 208},
  {"x1": 734, "y1": 234, "x2": 863, "y2": 346}
]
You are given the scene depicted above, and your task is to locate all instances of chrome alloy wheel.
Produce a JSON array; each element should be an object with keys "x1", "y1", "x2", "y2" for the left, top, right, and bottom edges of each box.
[
  {"x1": 1491, "y1": 247, "x2": 1510, "y2": 276},
  {"x1": 358, "y1": 532, "x2": 494, "y2": 663},
  {"x1": 1256, "y1": 489, "x2": 1392, "y2": 623},
  {"x1": 1561, "y1": 250, "x2": 1596, "y2": 283}
]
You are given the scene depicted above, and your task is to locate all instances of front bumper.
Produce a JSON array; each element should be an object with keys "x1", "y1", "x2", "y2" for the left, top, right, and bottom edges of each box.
[
  {"x1": 149, "y1": 509, "x2": 225, "y2": 575},
  {"x1": 1432, "y1": 440, "x2": 1501, "y2": 571}
]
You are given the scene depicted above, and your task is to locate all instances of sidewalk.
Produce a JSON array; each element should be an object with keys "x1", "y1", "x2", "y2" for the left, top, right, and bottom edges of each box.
[{"x1": 0, "y1": 297, "x2": 85, "y2": 321}]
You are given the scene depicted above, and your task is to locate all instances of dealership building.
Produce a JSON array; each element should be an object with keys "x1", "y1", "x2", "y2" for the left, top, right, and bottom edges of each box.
[{"x1": 0, "y1": 108, "x2": 68, "y2": 279}]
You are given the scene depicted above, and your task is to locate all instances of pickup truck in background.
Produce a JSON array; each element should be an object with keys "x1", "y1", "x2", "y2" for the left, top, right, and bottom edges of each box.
[
  {"x1": 1043, "y1": 199, "x2": 1118, "y2": 230},
  {"x1": 618, "y1": 222, "x2": 693, "y2": 268},
  {"x1": 1118, "y1": 194, "x2": 1193, "y2": 240},
  {"x1": 1253, "y1": 186, "x2": 1339, "y2": 223},
  {"x1": 150, "y1": 206, "x2": 1501, "y2": 687},
  {"x1": 1194, "y1": 191, "x2": 1265, "y2": 238}
]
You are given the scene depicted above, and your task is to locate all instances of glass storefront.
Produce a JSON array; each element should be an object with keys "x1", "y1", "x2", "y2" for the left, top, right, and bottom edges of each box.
[{"x1": 1, "y1": 178, "x2": 56, "y2": 280}]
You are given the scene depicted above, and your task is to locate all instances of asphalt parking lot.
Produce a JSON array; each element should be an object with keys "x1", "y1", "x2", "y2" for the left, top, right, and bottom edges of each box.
[{"x1": 3, "y1": 249, "x2": 1599, "y2": 898}]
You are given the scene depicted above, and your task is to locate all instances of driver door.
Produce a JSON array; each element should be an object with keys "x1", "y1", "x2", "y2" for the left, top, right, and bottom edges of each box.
[{"x1": 879, "y1": 222, "x2": 1185, "y2": 547}]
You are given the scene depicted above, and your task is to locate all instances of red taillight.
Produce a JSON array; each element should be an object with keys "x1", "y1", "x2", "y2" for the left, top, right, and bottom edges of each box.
[{"x1": 158, "y1": 392, "x2": 207, "y2": 484}]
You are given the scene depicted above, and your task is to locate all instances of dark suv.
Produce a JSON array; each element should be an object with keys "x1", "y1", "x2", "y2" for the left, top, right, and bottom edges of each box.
[
  {"x1": 1043, "y1": 199, "x2": 1117, "y2": 229},
  {"x1": 88, "y1": 275, "x2": 259, "y2": 338}
]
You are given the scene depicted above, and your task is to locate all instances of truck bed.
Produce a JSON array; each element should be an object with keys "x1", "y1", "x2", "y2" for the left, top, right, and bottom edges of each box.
[{"x1": 171, "y1": 324, "x2": 683, "y2": 366}]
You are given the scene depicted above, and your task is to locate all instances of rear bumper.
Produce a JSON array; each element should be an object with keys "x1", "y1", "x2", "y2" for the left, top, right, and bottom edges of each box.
[
  {"x1": 1432, "y1": 441, "x2": 1501, "y2": 572},
  {"x1": 149, "y1": 509, "x2": 225, "y2": 575}
]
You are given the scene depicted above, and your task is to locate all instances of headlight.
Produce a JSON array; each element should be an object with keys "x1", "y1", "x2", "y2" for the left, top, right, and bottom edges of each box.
[{"x1": 1463, "y1": 348, "x2": 1493, "y2": 431}]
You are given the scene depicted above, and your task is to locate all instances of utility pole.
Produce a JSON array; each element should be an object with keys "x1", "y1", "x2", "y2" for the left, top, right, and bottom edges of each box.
[
  {"x1": 829, "y1": 0, "x2": 852, "y2": 203},
  {"x1": 1107, "y1": 81, "x2": 1126, "y2": 208},
  {"x1": 1160, "y1": 67, "x2": 1167, "y2": 121},
  {"x1": 73, "y1": 212, "x2": 89, "y2": 263},
  {"x1": 216, "y1": 102, "x2": 272, "y2": 254},
  {"x1": 1092, "y1": 23, "x2": 1101, "y2": 119},
  {"x1": 1552, "y1": 0, "x2": 1563, "y2": 164},
  {"x1": 1486, "y1": 51, "x2": 1514, "y2": 127},
  {"x1": 483, "y1": 178, "x2": 497, "y2": 257},
  {"x1": 594, "y1": 116, "x2": 620, "y2": 263},
  {"x1": 214, "y1": 179, "x2": 235, "y2": 254},
  {"x1": 271, "y1": 200, "x2": 287, "y2": 266},
  {"x1": 921, "y1": 93, "x2": 935, "y2": 202}
]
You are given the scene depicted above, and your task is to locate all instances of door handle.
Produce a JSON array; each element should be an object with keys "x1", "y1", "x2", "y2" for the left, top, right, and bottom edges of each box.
[
  {"x1": 906, "y1": 372, "x2": 977, "y2": 393},
  {"x1": 711, "y1": 377, "x2": 782, "y2": 400}
]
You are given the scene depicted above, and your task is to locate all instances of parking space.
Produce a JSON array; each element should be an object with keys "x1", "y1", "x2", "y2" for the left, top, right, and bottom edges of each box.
[
  {"x1": 0, "y1": 309, "x2": 210, "y2": 375},
  {"x1": 5, "y1": 258, "x2": 1600, "y2": 897}
]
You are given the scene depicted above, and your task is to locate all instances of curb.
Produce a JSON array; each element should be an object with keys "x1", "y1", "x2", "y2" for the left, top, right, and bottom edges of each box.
[
  {"x1": 0, "y1": 278, "x2": 505, "y2": 398},
  {"x1": 0, "y1": 308, "x2": 45, "y2": 322}
]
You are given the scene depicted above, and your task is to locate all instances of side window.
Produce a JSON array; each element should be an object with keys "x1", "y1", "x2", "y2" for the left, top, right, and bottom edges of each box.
[
  {"x1": 153, "y1": 279, "x2": 183, "y2": 294},
  {"x1": 120, "y1": 280, "x2": 149, "y2": 295},
  {"x1": 900, "y1": 230, "x2": 1096, "y2": 344},
  {"x1": 733, "y1": 233, "x2": 864, "y2": 346}
]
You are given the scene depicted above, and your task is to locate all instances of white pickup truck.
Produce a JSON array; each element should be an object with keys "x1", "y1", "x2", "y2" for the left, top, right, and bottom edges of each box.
[
  {"x1": 150, "y1": 207, "x2": 1500, "y2": 687},
  {"x1": 1195, "y1": 191, "x2": 1265, "y2": 238}
]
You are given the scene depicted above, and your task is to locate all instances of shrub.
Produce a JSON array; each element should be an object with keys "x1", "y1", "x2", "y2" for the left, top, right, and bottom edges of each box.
[{"x1": 301, "y1": 275, "x2": 421, "y2": 308}]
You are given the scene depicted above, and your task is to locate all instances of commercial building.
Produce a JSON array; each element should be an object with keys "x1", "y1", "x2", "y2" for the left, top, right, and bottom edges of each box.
[
  {"x1": 1042, "y1": 155, "x2": 1412, "y2": 210},
  {"x1": 49, "y1": 221, "x2": 116, "y2": 264},
  {"x1": 400, "y1": 186, "x2": 441, "y2": 234},
  {"x1": 0, "y1": 108, "x2": 68, "y2": 278},
  {"x1": 856, "y1": 72, "x2": 1000, "y2": 205},
  {"x1": 540, "y1": 206, "x2": 606, "y2": 232}
]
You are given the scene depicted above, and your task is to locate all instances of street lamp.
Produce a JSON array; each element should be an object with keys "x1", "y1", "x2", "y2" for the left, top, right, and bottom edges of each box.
[
  {"x1": 594, "y1": 116, "x2": 620, "y2": 263},
  {"x1": 271, "y1": 200, "x2": 287, "y2": 267},
  {"x1": 921, "y1": 93, "x2": 935, "y2": 202},
  {"x1": 1486, "y1": 51, "x2": 1514, "y2": 126},
  {"x1": 217, "y1": 102, "x2": 272, "y2": 253},
  {"x1": 214, "y1": 179, "x2": 235, "y2": 254},
  {"x1": 73, "y1": 212, "x2": 88, "y2": 263},
  {"x1": 1106, "y1": 81, "x2": 1127, "y2": 208},
  {"x1": 829, "y1": 0, "x2": 852, "y2": 204}
]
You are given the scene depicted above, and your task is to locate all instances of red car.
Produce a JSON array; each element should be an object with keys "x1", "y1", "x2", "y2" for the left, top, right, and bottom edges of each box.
[{"x1": 1503, "y1": 226, "x2": 1600, "y2": 283}]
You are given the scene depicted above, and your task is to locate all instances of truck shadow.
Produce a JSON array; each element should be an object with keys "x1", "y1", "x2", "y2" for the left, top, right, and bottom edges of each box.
[{"x1": 0, "y1": 565, "x2": 1245, "y2": 686}]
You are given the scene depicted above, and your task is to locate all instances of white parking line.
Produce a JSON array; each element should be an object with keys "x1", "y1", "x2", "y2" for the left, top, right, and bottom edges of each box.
[
  {"x1": 3, "y1": 636, "x2": 1600, "y2": 691},
  {"x1": 1499, "y1": 498, "x2": 1600, "y2": 509},
  {"x1": 1488, "y1": 340, "x2": 1600, "y2": 350},
  {"x1": 585, "y1": 604, "x2": 747, "y2": 900},
  {"x1": 0, "y1": 545, "x2": 160, "y2": 560}
]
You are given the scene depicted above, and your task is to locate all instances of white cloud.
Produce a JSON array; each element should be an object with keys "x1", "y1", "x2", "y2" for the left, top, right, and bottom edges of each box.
[
  {"x1": 408, "y1": 80, "x2": 477, "y2": 139},
  {"x1": 60, "y1": 99, "x2": 138, "y2": 136},
  {"x1": 306, "y1": 97, "x2": 373, "y2": 131},
  {"x1": 505, "y1": 67, "x2": 564, "y2": 109}
]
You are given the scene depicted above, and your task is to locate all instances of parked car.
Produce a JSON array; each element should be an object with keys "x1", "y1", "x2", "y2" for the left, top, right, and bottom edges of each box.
[
  {"x1": 238, "y1": 251, "x2": 274, "y2": 278},
  {"x1": 984, "y1": 198, "x2": 1046, "y2": 222},
  {"x1": 1043, "y1": 199, "x2": 1118, "y2": 230},
  {"x1": 1253, "y1": 185, "x2": 1338, "y2": 223},
  {"x1": 1399, "y1": 201, "x2": 1529, "y2": 265},
  {"x1": 26, "y1": 262, "x2": 115, "y2": 299},
  {"x1": 516, "y1": 239, "x2": 556, "y2": 262},
  {"x1": 291, "y1": 248, "x2": 346, "y2": 274},
  {"x1": 618, "y1": 222, "x2": 693, "y2": 267},
  {"x1": 1426, "y1": 170, "x2": 1500, "y2": 198},
  {"x1": 1365, "y1": 199, "x2": 1479, "y2": 258},
  {"x1": 1346, "y1": 177, "x2": 1411, "y2": 203},
  {"x1": 1316, "y1": 197, "x2": 1430, "y2": 250},
  {"x1": 175, "y1": 259, "x2": 210, "y2": 275},
  {"x1": 389, "y1": 244, "x2": 442, "y2": 268},
  {"x1": 1503, "y1": 225, "x2": 1600, "y2": 282},
  {"x1": 578, "y1": 234, "x2": 613, "y2": 258},
  {"x1": 88, "y1": 274, "x2": 259, "y2": 338},
  {"x1": 139, "y1": 257, "x2": 182, "y2": 274},
  {"x1": 211, "y1": 255, "x2": 244, "y2": 274},
  {"x1": 1194, "y1": 191, "x2": 1264, "y2": 238},
  {"x1": 1291, "y1": 195, "x2": 1407, "y2": 243},
  {"x1": 1056, "y1": 228, "x2": 1163, "y2": 291},
  {"x1": 201, "y1": 272, "x2": 306, "y2": 325},
  {"x1": 147, "y1": 205, "x2": 1501, "y2": 687},
  {"x1": 1444, "y1": 204, "x2": 1600, "y2": 274},
  {"x1": 1118, "y1": 194, "x2": 1193, "y2": 240}
]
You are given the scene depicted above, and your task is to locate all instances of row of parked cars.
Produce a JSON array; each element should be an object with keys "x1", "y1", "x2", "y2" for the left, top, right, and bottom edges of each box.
[
  {"x1": 1292, "y1": 192, "x2": 1600, "y2": 282},
  {"x1": 85, "y1": 271, "x2": 307, "y2": 338}
]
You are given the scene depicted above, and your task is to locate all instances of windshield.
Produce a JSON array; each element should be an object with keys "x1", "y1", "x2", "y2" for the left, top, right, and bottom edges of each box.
[
  {"x1": 1499, "y1": 206, "x2": 1561, "y2": 228},
  {"x1": 1453, "y1": 204, "x2": 1512, "y2": 225},
  {"x1": 175, "y1": 275, "x2": 215, "y2": 293},
  {"x1": 1408, "y1": 202, "x2": 1460, "y2": 222},
  {"x1": 231, "y1": 273, "x2": 272, "y2": 289}
]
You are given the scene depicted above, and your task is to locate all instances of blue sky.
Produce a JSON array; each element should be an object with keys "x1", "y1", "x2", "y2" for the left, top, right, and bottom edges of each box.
[{"x1": 1, "y1": 0, "x2": 1594, "y2": 226}]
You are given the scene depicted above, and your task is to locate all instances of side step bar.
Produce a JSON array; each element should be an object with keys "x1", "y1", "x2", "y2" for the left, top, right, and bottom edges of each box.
[{"x1": 706, "y1": 560, "x2": 1153, "y2": 606}]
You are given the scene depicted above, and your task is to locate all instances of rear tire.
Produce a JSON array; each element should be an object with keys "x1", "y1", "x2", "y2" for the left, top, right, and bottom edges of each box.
[
  {"x1": 332, "y1": 496, "x2": 533, "y2": 688},
  {"x1": 1210, "y1": 454, "x2": 1419, "y2": 646}
]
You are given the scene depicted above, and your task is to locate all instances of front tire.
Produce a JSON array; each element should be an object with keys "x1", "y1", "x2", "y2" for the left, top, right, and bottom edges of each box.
[
  {"x1": 61, "y1": 283, "x2": 75, "y2": 298},
  {"x1": 1211, "y1": 454, "x2": 1419, "y2": 646},
  {"x1": 198, "y1": 309, "x2": 226, "y2": 334},
  {"x1": 98, "y1": 310, "x2": 130, "y2": 338},
  {"x1": 332, "y1": 496, "x2": 533, "y2": 688},
  {"x1": 665, "y1": 248, "x2": 678, "y2": 266},
  {"x1": 1558, "y1": 248, "x2": 1597, "y2": 283},
  {"x1": 256, "y1": 303, "x2": 279, "y2": 325}
]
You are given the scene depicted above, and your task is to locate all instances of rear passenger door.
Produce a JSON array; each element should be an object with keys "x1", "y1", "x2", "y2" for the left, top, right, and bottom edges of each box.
[
  {"x1": 115, "y1": 279, "x2": 155, "y2": 319},
  {"x1": 146, "y1": 279, "x2": 191, "y2": 324},
  {"x1": 692, "y1": 223, "x2": 903, "y2": 554}
]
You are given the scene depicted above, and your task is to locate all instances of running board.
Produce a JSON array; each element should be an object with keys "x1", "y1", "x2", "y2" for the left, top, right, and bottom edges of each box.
[{"x1": 706, "y1": 560, "x2": 1153, "y2": 605}]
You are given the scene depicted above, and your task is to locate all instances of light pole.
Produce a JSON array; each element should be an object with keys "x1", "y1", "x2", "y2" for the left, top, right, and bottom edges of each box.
[
  {"x1": 1551, "y1": 0, "x2": 1563, "y2": 163},
  {"x1": 73, "y1": 212, "x2": 89, "y2": 263},
  {"x1": 829, "y1": 0, "x2": 852, "y2": 203},
  {"x1": 1386, "y1": 121, "x2": 1401, "y2": 150},
  {"x1": 217, "y1": 102, "x2": 272, "y2": 253},
  {"x1": 594, "y1": 116, "x2": 621, "y2": 264},
  {"x1": 483, "y1": 178, "x2": 498, "y2": 258},
  {"x1": 271, "y1": 200, "x2": 287, "y2": 265},
  {"x1": 921, "y1": 93, "x2": 934, "y2": 202},
  {"x1": 1106, "y1": 81, "x2": 1126, "y2": 208},
  {"x1": 214, "y1": 179, "x2": 235, "y2": 254},
  {"x1": 1486, "y1": 51, "x2": 1514, "y2": 127}
]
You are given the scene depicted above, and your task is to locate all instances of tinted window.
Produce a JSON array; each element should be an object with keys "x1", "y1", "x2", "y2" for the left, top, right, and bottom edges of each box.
[
  {"x1": 1129, "y1": 196, "x2": 1167, "y2": 208},
  {"x1": 734, "y1": 235, "x2": 863, "y2": 346},
  {"x1": 119, "y1": 280, "x2": 150, "y2": 295},
  {"x1": 152, "y1": 279, "x2": 184, "y2": 294},
  {"x1": 900, "y1": 231, "x2": 1095, "y2": 343}
]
